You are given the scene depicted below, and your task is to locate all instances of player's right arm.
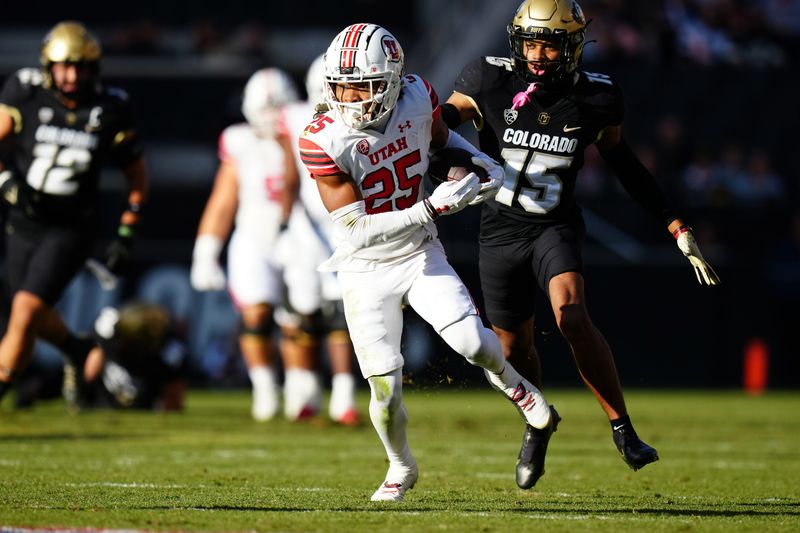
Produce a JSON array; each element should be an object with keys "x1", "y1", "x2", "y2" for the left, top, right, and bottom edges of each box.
[
  {"x1": 190, "y1": 159, "x2": 238, "y2": 291},
  {"x1": 299, "y1": 134, "x2": 480, "y2": 252}
]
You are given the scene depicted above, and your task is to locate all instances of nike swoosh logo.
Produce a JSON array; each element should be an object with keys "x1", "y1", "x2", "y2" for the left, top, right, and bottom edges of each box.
[
  {"x1": 612, "y1": 424, "x2": 625, "y2": 431},
  {"x1": 563, "y1": 125, "x2": 582, "y2": 132}
]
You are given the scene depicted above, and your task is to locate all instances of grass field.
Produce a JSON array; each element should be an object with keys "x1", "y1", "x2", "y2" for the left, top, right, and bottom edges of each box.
[{"x1": 0, "y1": 388, "x2": 798, "y2": 532}]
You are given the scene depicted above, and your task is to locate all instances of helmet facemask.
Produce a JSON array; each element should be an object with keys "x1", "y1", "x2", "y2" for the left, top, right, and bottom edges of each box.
[{"x1": 325, "y1": 74, "x2": 400, "y2": 130}]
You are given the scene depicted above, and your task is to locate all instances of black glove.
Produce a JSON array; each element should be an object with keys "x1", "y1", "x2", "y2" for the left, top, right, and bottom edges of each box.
[
  {"x1": 104, "y1": 224, "x2": 136, "y2": 276},
  {"x1": 0, "y1": 170, "x2": 25, "y2": 208}
]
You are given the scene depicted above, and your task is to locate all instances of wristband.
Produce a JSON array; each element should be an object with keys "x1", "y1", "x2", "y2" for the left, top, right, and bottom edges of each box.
[
  {"x1": 118, "y1": 224, "x2": 136, "y2": 239},
  {"x1": 672, "y1": 225, "x2": 691, "y2": 239},
  {"x1": 423, "y1": 198, "x2": 439, "y2": 220}
]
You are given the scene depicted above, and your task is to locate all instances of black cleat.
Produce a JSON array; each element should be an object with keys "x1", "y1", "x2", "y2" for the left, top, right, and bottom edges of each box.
[
  {"x1": 613, "y1": 425, "x2": 659, "y2": 471},
  {"x1": 61, "y1": 334, "x2": 96, "y2": 413},
  {"x1": 516, "y1": 405, "x2": 561, "y2": 489}
]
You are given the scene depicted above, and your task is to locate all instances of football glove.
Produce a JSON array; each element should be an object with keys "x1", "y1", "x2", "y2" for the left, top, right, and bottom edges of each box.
[
  {"x1": 674, "y1": 226, "x2": 721, "y2": 286},
  {"x1": 104, "y1": 224, "x2": 136, "y2": 276},
  {"x1": 190, "y1": 234, "x2": 226, "y2": 291},
  {"x1": 469, "y1": 155, "x2": 504, "y2": 205},
  {"x1": 425, "y1": 173, "x2": 481, "y2": 217}
]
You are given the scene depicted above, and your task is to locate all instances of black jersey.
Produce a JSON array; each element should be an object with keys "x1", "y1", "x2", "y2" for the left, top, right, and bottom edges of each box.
[
  {"x1": 454, "y1": 56, "x2": 624, "y2": 243},
  {"x1": 0, "y1": 68, "x2": 143, "y2": 223}
]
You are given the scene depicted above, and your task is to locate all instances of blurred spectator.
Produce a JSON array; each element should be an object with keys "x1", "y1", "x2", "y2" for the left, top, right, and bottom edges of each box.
[
  {"x1": 651, "y1": 114, "x2": 692, "y2": 200},
  {"x1": 680, "y1": 152, "x2": 722, "y2": 206},
  {"x1": 727, "y1": 148, "x2": 786, "y2": 207},
  {"x1": 105, "y1": 18, "x2": 162, "y2": 55},
  {"x1": 763, "y1": 0, "x2": 800, "y2": 38}
]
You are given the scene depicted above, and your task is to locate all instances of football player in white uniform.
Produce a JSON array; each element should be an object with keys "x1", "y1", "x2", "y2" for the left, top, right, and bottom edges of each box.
[
  {"x1": 299, "y1": 23, "x2": 554, "y2": 502},
  {"x1": 279, "y1": 55, "x2": 360, "y2": 425},
  {"x1": 191, "y1": 68, "x2": 299, "y2": 421}
]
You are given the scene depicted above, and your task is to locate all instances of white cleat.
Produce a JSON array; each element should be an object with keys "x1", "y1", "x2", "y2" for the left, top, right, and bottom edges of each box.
[{"x1": 370, "y1": 464, "x2": 418, "y2": 502}]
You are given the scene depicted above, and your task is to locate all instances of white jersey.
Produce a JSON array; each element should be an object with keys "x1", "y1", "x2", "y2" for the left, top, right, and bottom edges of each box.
[
  {"x1": 218, "y1": 123, "x2": 289, "y2": 251},
  {"x1": 299, "y1": 74, "x2": 440, "y2": 270}
]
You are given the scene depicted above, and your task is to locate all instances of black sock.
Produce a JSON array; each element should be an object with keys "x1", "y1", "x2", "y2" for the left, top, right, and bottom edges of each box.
[
  {"x1": 0, "y1": 380, "x2": 10, "y2": 402},
  {"x1": 58, "y1": 333, "x2": 95, "y2": 366},
  {"x1": 610, "y1": 415, "x2": 632, "y2": 432}
]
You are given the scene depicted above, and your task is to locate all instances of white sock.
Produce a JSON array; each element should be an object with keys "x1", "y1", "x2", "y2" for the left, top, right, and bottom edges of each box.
[
  {"x1": 484, "y1": 362, "x2": 551, "y2": 429},
  {"x1": 367, "y1": 369, "x2": 416, "y2": 479},
  {"x1": 283, "y1": 368, "x2": 322, "y2": 420},
  {"x1": 248, "y1": 365, "x2": 279, "y2": 421},
  {"x1": 329, "y1": 372, "x2": 356, "y2": 420}
]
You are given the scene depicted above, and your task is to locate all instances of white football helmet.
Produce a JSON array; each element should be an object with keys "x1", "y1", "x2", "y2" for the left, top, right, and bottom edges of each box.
[
  {"x1": 305, "y1": 54, "x2": 326, "y2": 107},
  {"x1": 242, "y1": 68, "x2": 298, "y2": 136},
  {"x1": 323, "y1": 23, "x2": 405, "y2": 129}
]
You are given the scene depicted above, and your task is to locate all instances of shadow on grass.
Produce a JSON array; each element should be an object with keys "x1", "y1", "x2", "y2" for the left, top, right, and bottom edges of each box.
[
  {"x1": 1, "y1": 433, "x2": 151, "y2": 441},
  {"x1": 130, "y1": 502, "x2": 800, "y2": 517}
]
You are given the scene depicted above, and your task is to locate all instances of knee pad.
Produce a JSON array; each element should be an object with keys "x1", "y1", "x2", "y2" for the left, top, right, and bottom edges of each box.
[
  {"x1": 297, "y1": 309, "x2": 325, "y2": 339},
  {"x1": 240, "y1": 315, "x2": 275, "y2": 341},
  {"x1": 322, "y1": 300, "x2": 348, "y2": 333},
  {"x1": 440, "y1": 315, "x2": 504, "y2": 372}
]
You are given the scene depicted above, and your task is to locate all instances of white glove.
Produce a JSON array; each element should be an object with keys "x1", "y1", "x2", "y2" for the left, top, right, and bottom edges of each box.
[
  {"x1": 426, "y1": 173, "x2": 481, "y2": 217},
  {"x1": 469, "y1": 155, "x2": 504, "y2": 205},
  {"x1": 191, "y1": 235, "x2": 226, "y2": 291},
  {"x1": 675, "y1": 227, "x2": 721, "y2": 286}
]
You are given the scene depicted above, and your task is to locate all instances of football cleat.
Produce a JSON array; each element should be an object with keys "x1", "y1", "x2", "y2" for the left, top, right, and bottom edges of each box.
[
  {"x1": 516, "y1": 405, "x2": 561, "y2": 489},
  {"x1": 62, "y1": 362, "x2": 84, "y2": 413},
  {"x1": 613, "y1": 426, "x2": 659, "y2": 471},
  {"x1": 370, "y1": 464, "x2": 418, "y2": 502},
  {"x1": 334, "y1": 407, "x2": 361, "y2": 427},
  {"x1": 60, "y1": 334, "x2": 95, "y2": 413}
]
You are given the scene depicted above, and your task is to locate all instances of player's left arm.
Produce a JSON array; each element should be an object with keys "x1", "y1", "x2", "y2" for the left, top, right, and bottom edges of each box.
[
  {"x1": 102, "y1": 156, "x2": 149, "y2": 276},
  {"x1": 597, "y1": 125, "x2": 720, "y2": 285},
  {"x1": 430, "y1": 100, "x2": 502, "y2": 204},
  {"x1": 120, "y1": 157, "x2": 149, "y2": 228}
]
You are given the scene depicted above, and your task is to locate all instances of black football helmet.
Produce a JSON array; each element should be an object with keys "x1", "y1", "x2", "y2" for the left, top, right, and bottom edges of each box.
[{"x1": 507, "y1": 0, "x2": 588, "y2": 85}]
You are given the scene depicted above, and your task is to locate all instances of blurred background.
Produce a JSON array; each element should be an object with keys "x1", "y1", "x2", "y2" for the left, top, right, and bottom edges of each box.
[{"x1": 1, "y1": 0, "x2": 798, "y2": 391}]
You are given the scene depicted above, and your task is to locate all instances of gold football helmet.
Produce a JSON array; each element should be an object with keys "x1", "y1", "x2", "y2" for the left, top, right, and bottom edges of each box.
[
  {"x1": 507, "y1": 0, "x2": 587, "y2": 84},
  {"x1": 116, "y1": 302, "x2": 170, "y2": 357},
  {"x1": 41, "y1": 21, "x2": 102, "y2": 66}
]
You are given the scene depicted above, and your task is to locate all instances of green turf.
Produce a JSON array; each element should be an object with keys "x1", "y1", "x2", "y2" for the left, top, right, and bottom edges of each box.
[{"x1": 1, "y1": 388, "x2": 798, "y2": 532}]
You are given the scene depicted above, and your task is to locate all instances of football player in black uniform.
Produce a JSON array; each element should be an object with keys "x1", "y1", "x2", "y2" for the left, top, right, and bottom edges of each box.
[
  {"x1": 441, "y1": 0, "x2": 720, "y2": 488},
  {"x1": 83, "y1": 302, "x2": 188, "y2": 411},
  {"x1": 0, "y1": 21, "x2": 149, "y2": 406}
]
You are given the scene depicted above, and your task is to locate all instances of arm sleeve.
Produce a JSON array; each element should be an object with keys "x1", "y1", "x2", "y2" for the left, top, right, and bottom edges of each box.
[
  {"x1": 598, "y1": 137, "x2": 678, "y2": 225},
  {"x1": 330, "y1": 199, "x2": 433, "y2": 251}
]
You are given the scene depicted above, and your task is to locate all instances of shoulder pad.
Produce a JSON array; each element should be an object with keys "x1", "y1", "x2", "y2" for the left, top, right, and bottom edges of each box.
[
  {"x1": 484, "y1": 57, "x2": 513, "y2": 71},
  {"x1": 106, "y1": 87, "x2": 131, "y2": 102}
]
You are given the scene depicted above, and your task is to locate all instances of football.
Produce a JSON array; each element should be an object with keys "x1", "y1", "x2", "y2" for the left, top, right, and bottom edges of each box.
[{"x1": 427, "y1": 147, "x2": 488, "y2": 186}]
